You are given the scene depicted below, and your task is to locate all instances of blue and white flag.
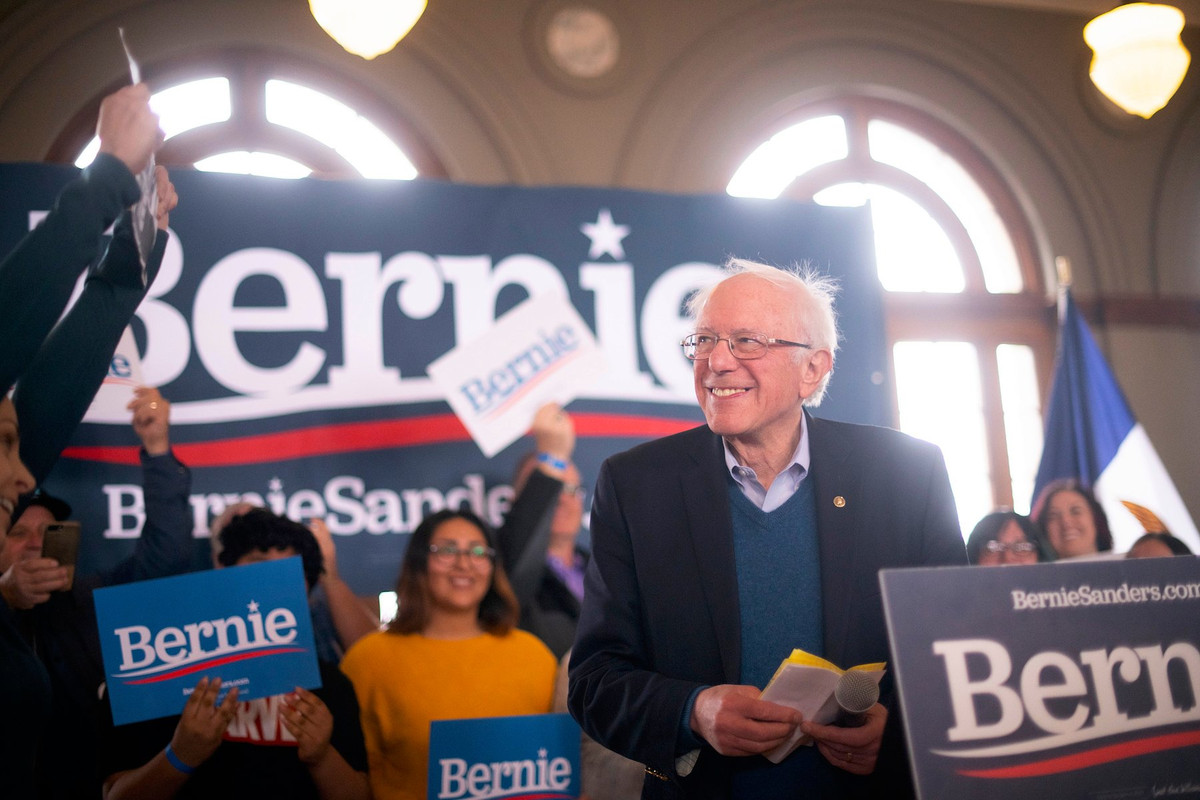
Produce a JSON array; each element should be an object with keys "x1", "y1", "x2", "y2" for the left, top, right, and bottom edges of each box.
[{"x1": 1032, "y1": 289, "x2": 1198, "y2": 552}]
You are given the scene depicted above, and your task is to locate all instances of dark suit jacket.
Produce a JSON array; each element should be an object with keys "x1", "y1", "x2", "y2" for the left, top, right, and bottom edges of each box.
[
  {"x1": 567, "y1": 414, "x2": 967, "y2": 799},
  {"x1": 498, "y1": 468, "x2": 588, "y2": 659}
]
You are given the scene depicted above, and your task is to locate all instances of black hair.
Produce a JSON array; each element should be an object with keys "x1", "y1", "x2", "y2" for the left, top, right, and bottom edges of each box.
[
  {"x1": 12, "y1": 489, "x2": 71, "y2": 524},
  {"x1": 216, "y1": 507, "x2": 324, "y2": 590},
  {"x1": 1128, "y1": 532, "x2": 1194, "y2": 557},
  {"x1": 966, "y1": 510, "x2": 1045, "y2": 564},
  {"x1": 1032, "y1": 478, "x2": 1114, "y2": 554},
  {"x1": 389, "y1": 507, "x2": 518, "y2": 636}
]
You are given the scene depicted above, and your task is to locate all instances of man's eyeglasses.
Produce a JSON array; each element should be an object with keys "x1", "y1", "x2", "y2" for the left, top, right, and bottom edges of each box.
[
  {"x1": 681, "y1": 332, "x2": 812, "y2": 361},
  {"x1": 428, "y1": 543, "x2": 496, "y2": 565},
  {"x1": 984, "y1": 540, "x2": 1037, "y2": 555}
]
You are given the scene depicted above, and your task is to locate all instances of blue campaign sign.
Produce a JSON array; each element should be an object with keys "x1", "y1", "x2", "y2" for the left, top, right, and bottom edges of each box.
[
  {"x1": 428, "y1": 713, "x2": 580, "y2": 800},
  {"x1": 881, "y1": 557, "x2": 1200, "y2": 800},
  {"x1": 94, "y1": 556, "x2": 321, "y2": 725}
]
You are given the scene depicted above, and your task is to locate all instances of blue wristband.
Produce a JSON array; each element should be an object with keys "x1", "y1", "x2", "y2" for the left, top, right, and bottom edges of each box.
[
  {"x1": 536, "y1": 452, "x2": 568, "y2": 471},
  {"x1": 163, "y1": 743, "x2": 196, "y2": 775}
]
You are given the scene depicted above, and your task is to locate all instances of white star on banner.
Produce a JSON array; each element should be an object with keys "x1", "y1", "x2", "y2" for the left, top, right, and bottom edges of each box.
[
  {"x1": 248, "y1": 600, "x2": 260, "y2": 613},
  {"x1": 580, "y1": 208, "x2": 630, "y2": 260}
]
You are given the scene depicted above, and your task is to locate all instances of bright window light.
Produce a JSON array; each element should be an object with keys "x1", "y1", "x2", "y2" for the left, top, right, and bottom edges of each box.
[
  {"x1": 815, "y1": 182, "x2": 964, "y2": 292},
  {"x1": 74, "y1": 76, "x2": 418, "y2": 180},
  {"x1": 868, "y1": 120, "x2": 1022, "y2": 293},
  {"x1": 194, "y1": 151, "x2": 312, "y2": 179},
  {"x1": 152, "y1": 78, "x2": 232, "y2": 139},
  {"x1": 997, "y1": 344, "x2": 1043, "y2": 513},
  {"x1": 265, "y1": 80, "x2": 417, "y2": 179},
  {"x1": 378, "y1": 591, "x2": 398, "y2": 625},
  {"x1": 894, "y1": 340, "x2": 992, "y2": 537},
  {"x1": 75, "y1": 78, "x2": 232, "y2": 168},
  {"x1": 727, "y1": 116, "x2": 847, "y2": 199}
]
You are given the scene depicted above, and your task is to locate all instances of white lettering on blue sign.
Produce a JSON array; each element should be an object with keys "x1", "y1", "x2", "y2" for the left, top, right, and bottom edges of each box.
[
  {"x1": 113, "y1": 601, "x2": 297, "y2": 676},
  {"x1": 438, "y1": 748, "x2": 571, "y2": 799}
]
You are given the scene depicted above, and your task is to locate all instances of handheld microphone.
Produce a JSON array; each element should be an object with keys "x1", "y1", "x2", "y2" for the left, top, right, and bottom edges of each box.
[{"x1": 832, "y1": 670, "x2": 879, "y2": 728}]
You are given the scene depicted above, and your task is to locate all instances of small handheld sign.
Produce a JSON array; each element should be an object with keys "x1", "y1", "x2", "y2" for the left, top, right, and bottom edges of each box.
[
  {"x1": 95, "y1": 557, "x2": 321, "y2": 725},
  {"x1": 427, "y1": 713, "x2": 581, "y2": 800}
]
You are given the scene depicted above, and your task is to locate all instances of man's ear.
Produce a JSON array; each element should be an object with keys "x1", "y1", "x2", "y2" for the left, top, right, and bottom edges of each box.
[{"x1": 799, "y1": 349, "x2": 833, "y2": 398}]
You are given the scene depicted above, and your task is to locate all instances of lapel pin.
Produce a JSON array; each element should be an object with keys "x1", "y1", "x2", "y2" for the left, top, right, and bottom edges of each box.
[{"x1": 833, "y1": 495, "x2": 846, "y2": 508}]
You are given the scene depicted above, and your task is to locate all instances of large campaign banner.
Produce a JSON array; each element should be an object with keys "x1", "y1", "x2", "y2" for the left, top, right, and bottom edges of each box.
[
  {"x1": 1, "y1": 164, "x2": 886, "y2": 594},
  {"x1": 881, "y1": 557, "x2": 1200, "y2": 800}
]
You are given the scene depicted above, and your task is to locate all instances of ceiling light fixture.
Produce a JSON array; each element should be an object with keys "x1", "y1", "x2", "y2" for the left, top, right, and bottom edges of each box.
[
  {"x1": 309, "y1": 0, "x2": 427, "y2": 60},
  {"x1": 1083, "y1": 3, "x2": 1191, "y2": 119}
]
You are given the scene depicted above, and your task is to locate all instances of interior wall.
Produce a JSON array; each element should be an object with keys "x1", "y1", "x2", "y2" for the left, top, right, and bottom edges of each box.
[{"x1": 1, "y1": 0, "x2": 1197, "y2": 523}]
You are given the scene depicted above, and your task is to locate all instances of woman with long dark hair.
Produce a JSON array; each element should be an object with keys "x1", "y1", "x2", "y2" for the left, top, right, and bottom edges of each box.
[
  {"x1": 341, "y1": 508, "x2": 557, "y2": 800},
  {"x1": 1032, "y1": 478, "x2": 1114, "y2": 559}
]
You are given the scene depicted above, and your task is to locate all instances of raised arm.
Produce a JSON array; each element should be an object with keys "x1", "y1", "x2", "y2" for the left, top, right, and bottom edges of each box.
[
  {"x1": 0, "y1": 84, "x2": 160, "y2": 392},
  {"x1": 496, "y1": 403, "x2": 575, "y2": 603},
  {"x1": 13, "y1": 166, "x2": 177, "y2": 482},
  {"x1": 102, "y1": 387, "x2": 194, "y2": 586},
  {"x1": 309, "y1": 517, "x2": 380, "y2": 651}
]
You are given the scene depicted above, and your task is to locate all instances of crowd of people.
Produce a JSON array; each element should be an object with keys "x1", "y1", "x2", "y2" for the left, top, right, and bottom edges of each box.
[
  {"x1": 965, "y1": 477, "x2": 1194, "y2": 567},
  {"x1": 1, "y1": 83, "x2": 1195, "y2": 800}
]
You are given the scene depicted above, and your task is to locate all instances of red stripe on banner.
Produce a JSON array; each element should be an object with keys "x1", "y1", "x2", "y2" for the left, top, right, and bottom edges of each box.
[
  {"x1": 957, "y1": 729, "x2": 1200, "y2": 778},
  {"x1": 61, "y1": 413, "x2": 699, "y2": 467},
  {"x1": 121, "y1": 647, "x2": 306, "y2": 685}
]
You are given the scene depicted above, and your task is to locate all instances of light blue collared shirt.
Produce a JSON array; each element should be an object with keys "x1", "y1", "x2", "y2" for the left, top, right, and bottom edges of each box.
[{"x1": 722, "y1": 415, "x2": 810, "y2": 512}]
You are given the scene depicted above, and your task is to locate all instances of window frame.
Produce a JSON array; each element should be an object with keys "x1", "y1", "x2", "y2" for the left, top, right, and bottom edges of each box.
[
  {"x1": 45, "y1": 50, "x2": 445, "y2": 180},
  {"x1": 765, "y1": 97, "x2": 1055, "y2": 510}
]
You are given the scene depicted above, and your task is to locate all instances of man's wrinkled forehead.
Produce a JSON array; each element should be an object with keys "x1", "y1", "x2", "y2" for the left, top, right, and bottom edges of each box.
[{"x1": 698, "y1": 274, "x2": 804, "y2": 332}]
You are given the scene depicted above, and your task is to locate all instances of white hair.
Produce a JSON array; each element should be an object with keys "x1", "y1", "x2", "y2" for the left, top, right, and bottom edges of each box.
[{"x1": 686, "y1": 258, "x2": 840, "y2": 406}]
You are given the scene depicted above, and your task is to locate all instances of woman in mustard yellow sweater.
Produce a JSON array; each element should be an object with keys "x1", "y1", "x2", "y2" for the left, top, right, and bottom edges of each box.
[{"x1": 341, "y1": 509, "x2": 557, "y2": 800}]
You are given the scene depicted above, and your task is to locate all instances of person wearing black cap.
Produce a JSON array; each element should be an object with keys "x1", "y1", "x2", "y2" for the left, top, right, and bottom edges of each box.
[{"x1": 0, "y1": 386, "x2": 193, "y2": 799}]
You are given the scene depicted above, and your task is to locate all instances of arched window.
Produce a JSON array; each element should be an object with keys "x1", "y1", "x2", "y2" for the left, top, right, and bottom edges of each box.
[
  {"x1": 728, "y1": 98, "x2": 1054, "y2": 535},
  {"x1": 49, "y1": 54, "x2": 442, "y2": 180}
]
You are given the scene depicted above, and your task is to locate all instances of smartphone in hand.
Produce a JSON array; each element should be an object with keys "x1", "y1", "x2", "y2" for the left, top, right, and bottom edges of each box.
[{"x1": 41, "y1": 521, "x2": 81, "y2": 591}]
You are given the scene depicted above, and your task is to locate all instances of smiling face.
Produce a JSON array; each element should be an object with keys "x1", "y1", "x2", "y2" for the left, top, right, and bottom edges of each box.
[
  {"x1": 692, "y1": 274, "x2": 830, "y2": 458},
  {"x1": 426, "y1": 516, "x2": 494, "y2": 617},
  {"x1": 0, "y1": 504, "x2": 54, "y2": 573},
  {"x1": 976, "y1": 519, "x2": 1039, "y2": 566},
  {"x1": 0, "y1": 398, "x2": 35, "y2": 534},
  {"x1": 1044, "y1": 489, "x2": 1098, "y2": 558}
]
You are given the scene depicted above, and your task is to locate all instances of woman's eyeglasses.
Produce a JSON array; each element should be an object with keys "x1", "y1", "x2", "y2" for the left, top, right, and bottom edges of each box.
[
  {"x1": 984, "y1": 540, "x2": 1037, "y2": 554},
  {"x1": 428, "y1": 543, "x2": 496, "y2": 565}
]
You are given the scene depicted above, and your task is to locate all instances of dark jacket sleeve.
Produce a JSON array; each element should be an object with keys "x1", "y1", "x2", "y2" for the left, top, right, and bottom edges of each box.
[
  {"x1": 101, "y1": 449, "x2": 194, "y2": 586},
  {"x1": 567, "y1": 455, "x2": 708, "y2": 784},
  {"x1": 496, "y1": 469, "x2": 562, "y2": 609},
  {"x1": 0, "y1": 153, "x2": 139, "y2": 392},
  {"x1": 13, "y1": 215, "x2": 169, "y2": 482}
]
